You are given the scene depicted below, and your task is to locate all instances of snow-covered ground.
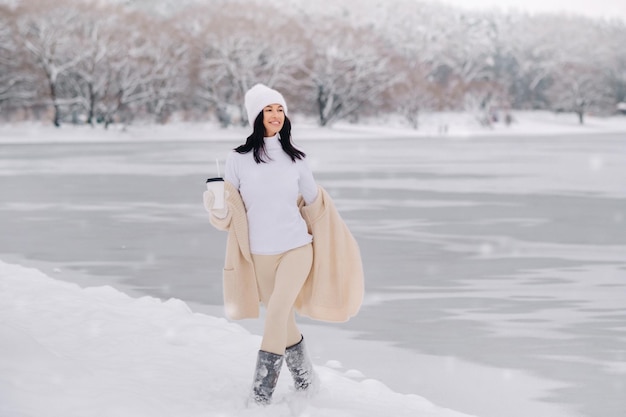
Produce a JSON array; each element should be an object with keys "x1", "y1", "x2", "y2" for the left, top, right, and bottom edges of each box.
[
  {"x1": 0, "y1": 260, "x2": 471, "y2": 417},
  {"x1": 1, "y1": 110, "x2": 625, "y2": 144},
  {"x1": 1, "y1": 111, "x2": 625, "y2": 417}
]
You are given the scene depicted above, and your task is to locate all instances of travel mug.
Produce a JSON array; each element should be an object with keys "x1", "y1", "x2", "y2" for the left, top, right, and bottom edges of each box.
[{"x1": 206, "y1": 177, "x2": 225, "y2": 210}]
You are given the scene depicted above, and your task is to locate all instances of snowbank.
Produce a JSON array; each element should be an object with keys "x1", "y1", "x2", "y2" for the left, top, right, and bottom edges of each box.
[{"x1": 0, "y1": 260, "x2": 475, "y2": 417}]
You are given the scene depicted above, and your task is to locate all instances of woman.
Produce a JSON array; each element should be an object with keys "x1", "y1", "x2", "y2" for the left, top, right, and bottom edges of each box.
[{"x1": 203, "y1": 84, "x2": 363, "y2": 405}]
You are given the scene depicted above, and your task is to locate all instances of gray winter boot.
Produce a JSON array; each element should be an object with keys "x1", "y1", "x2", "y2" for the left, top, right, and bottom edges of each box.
[
  {"x1": 285, "y1": 335, "x2": 315, "y2": 391},
  {"x1": 251, "y1": 350, "x2": 283, "y2": 405}
]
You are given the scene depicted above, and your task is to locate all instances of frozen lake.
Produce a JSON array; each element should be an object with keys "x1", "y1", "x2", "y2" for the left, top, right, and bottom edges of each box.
[{"x1": 1, "y1": 132, "x2": 625, "y2": 417}]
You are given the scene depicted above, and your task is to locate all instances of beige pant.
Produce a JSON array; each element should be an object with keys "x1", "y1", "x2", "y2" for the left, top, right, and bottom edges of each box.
[{"x1": 252, "y1": 243, "x2": 313, "y2": 355}]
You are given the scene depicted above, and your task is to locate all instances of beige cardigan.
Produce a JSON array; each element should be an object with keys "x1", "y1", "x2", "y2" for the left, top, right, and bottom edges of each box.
[{"x1": 209, "y1": 181, "x2": 364, "y2": 322}]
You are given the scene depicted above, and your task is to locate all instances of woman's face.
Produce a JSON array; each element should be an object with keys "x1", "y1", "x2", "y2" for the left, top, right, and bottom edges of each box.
[{"x1": 262, "y1": 103, "x2": 285, "y2": 137}]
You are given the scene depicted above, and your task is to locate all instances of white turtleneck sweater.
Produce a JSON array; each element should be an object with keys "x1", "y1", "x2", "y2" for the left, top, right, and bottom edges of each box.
[{"x1": 224, "y1": 135, "x2": 318, "y2": 255}]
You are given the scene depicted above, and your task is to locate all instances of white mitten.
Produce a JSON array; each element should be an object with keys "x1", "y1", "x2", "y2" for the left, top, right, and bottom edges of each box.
[{"x1": 203, "y1": 190, "x2": 229, "y2": 218}]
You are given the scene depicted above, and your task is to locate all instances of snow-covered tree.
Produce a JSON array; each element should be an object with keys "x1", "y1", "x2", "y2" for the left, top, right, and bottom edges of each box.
[
  {"x1": 15, "y1": 1, "x2": 90, "y2": 126},
  {"x1": 186, "y1": 2, "x2": 304, "y2": 126},
  {"x1": 501, "y1": 15, "x2": 556, "y2": 109},
  {"x1": 0, "y1": 10, "x2": 28, "y2": 108},
  {"x1": 0, "y1": 7, "x2": 46, "y2": 117},
  {"x1": 70, "y1": 10, "x2": 118, "y2": 126},
  {"x1": 196, "y1": 36, "x2": 300, "y2": 126},
  {"x1": 600, "y1": 22, "x2": 626, "y2": 109},
  {"x1": 302, "y1": 23, "x2": 396, "y2": 126},
  {"x1": 1, "y1": 0, "x2": 625, "y2": 126},
  {"x1": 74, "y1": 10, "x2": 179, "y2": 127},
  {"x1": 391, "y1": 56, "x2": 441, "y2": 129},
  {"x1": 541, "y1": 17, "x2": 614, "y2": 123},
  {"x1": 547, "y1": 62, "x2": 609, "y2": 124},
  {"x1": 141, "y1": 26, "x2": 191, "y2": 124},
  {"x1": 96, "y1": 38, "x2": 156, "y2": 126}
]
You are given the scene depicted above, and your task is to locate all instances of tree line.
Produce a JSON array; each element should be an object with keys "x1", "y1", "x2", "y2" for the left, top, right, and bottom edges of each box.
[{"x1": 1, "y1": 0, "x2": 625, "y2": 128}]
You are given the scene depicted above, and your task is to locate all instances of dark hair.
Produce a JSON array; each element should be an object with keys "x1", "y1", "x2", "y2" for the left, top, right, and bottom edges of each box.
[{"x1": 234, "y1": 112, "x2": 306, "y2": 164}]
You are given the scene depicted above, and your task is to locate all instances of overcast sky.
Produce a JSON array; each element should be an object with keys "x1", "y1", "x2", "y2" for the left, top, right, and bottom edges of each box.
[{"x1": 437, "y1": 0, "x2": 626, "y2": 21}]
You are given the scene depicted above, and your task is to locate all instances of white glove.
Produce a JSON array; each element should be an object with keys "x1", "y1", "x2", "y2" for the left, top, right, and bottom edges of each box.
[{"x1": 203, "y1": 190, "x2": 229, "y2": 219}]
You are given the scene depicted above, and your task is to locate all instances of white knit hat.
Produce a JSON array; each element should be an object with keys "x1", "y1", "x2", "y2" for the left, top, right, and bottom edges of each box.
[{"x1": 244, "y1": 83, "x2": 288, "y2": 127}]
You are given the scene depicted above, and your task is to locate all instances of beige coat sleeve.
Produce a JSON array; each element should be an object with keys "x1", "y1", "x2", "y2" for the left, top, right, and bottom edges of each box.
[{"x1": 205, "y1": 181, "x2": 260, "y2": 320}]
